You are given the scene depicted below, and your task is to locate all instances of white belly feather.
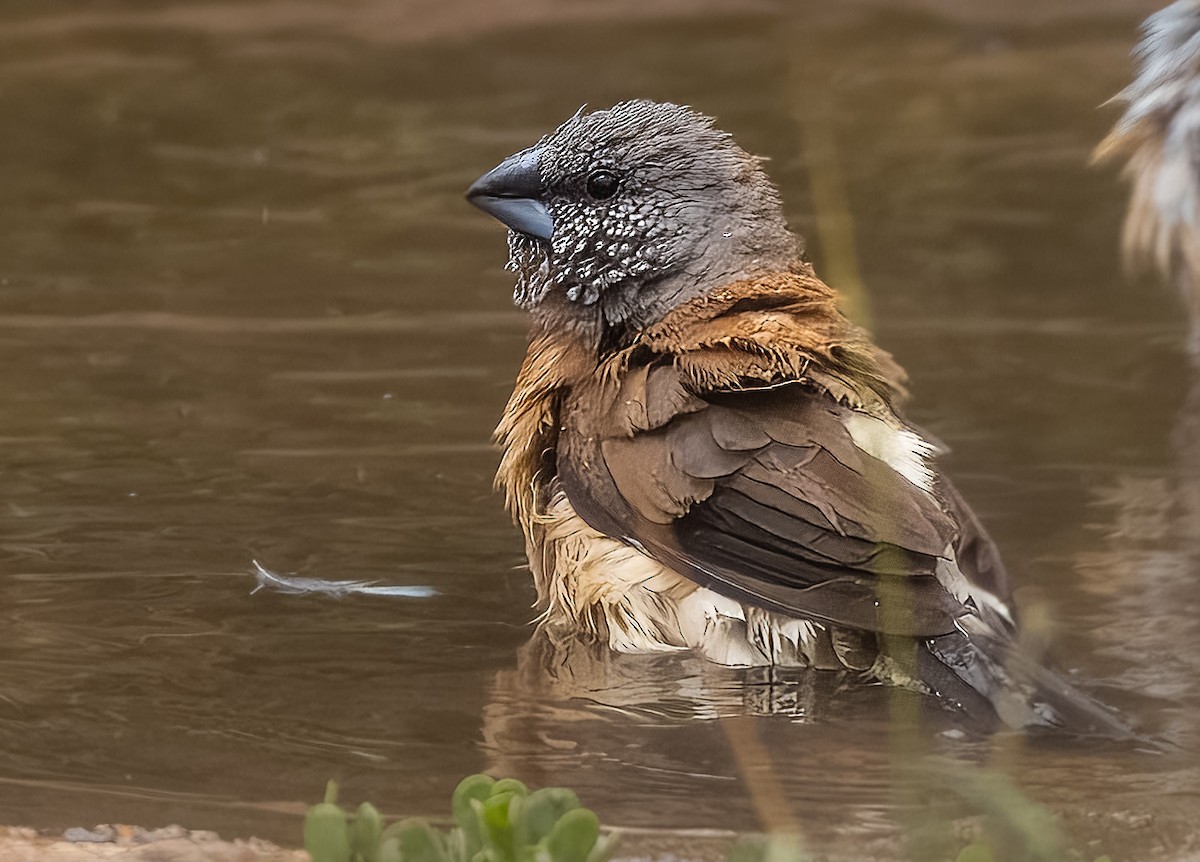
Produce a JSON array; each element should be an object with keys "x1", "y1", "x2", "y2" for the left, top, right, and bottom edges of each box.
[{"x1": 532, "y1": 489, "x2": 832, "y2": 667}]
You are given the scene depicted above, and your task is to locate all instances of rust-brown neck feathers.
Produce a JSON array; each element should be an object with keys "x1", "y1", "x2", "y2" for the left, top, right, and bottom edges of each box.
[{"x1": 494, "y1": 271, "x2": 907, "y2": 529}]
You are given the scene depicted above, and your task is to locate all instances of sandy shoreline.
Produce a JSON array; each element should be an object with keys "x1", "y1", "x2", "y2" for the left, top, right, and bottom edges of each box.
[{"x1": 0, "y1": 826, "x2": 305, "y2": 862}]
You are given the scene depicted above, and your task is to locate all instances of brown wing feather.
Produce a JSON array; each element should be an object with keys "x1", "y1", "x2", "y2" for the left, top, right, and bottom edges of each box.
[{"x1": 558, "y1": 371, "x2": 968, "y2": 638}]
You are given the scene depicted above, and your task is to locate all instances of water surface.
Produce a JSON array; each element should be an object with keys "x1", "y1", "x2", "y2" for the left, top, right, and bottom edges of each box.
[{"x1": 1, "y1": 1, "x2": 1196, "y2": 859}]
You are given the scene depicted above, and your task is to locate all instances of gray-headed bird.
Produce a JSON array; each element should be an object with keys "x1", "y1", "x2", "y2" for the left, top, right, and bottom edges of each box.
[{"x1": 468, "y1": 100, "x2": 1125, "y2": 732}]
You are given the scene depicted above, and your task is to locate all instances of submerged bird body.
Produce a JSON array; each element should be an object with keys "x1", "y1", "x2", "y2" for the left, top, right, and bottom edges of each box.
[
  {"x1": 497, "y1": 272, "x2": 1015, "y2": 699},
  {"x1": 470, "y1": 101, "x2": 1120, "y2": 731}
]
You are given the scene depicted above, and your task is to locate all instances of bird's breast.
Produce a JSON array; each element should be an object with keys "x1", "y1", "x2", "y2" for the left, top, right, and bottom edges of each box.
[{"x1": 525, "y1": 483, "x2": 870, "y2": 669}]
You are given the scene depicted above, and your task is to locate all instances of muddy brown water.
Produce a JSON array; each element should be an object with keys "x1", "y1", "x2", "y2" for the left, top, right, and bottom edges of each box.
[{"x1": 1, "y1": 1, "x2": 1198, "y2": 859}]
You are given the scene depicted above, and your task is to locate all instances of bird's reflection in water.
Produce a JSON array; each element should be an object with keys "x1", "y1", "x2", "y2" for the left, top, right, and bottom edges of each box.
[
  {"x1": 480, "y1": 623, "x2": 1187, "y2": 860},
  {"x1": 478, "y1": 624, "x2": 1011, "y2": 840},
  {"x1": 488, "y1": 627, "x2": 878, "y2": 724}
]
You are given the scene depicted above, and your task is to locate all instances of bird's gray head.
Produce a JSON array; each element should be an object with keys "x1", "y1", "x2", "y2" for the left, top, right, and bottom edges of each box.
[{"x1": 467, "y1": 100, "x2": 802, "y2": 334}]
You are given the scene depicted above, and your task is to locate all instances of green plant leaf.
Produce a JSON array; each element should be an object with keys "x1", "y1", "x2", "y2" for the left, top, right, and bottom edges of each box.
[
  {"x1": 507, "y1": 795, "x2": 526, "y2": 849},
  {"x1": 518, "y1": 788, "x2": 581, "y2": 847},
  {"x1": 443, "y1": 827, "x2": 471, "y2": 862},
  {"x1": 304, "y1": 801, "x2": 351, "y2": 862},
  {"x1": 350, "y1": 802, "x2": 383, "y2": 862},
  {"x1": 477, "y1": 792, "x2": 519, "y2": 862},
  {"x1": 456, "y1": 777, "x2": 499, "y2": 849},
  {"x1": 377, "y1": 837, "x2": 402, "y2": 862},
  {"x1": 305, "y1": 774, "x2": 612, "y2": 862},
  {"x1": 454, "y1": 775, "x2": 497, "y2": 853},
  {"x1": 542, "y1": 808, "x2": 599, "y2": 862},
  {"x1": 379, "y1": 819, "x2": 450, "y2": 862},
  {"x1": 490, "y1": 779, "x2": 530, "y2": 799}
]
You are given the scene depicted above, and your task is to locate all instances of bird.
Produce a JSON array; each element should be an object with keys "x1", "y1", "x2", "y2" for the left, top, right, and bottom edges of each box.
[
  {"x1": 467, "y1": 99, "x2": 1125, "y2": 732},
  {"x1": 1096, "y1": 0, "x2": 1200, "y2": 360}
]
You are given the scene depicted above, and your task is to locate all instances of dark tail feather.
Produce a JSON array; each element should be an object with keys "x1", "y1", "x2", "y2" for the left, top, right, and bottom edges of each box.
[{"x1": 921, "y1": 618, "x2": 1133, "y2": 738}]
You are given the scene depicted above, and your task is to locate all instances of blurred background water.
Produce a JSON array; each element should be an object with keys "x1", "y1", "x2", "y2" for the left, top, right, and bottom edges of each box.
[{"x1": 1, "y1": 1, "x2": 1197, "y2": 859}]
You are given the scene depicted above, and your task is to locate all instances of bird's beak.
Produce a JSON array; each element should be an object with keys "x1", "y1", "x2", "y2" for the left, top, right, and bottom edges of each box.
[{"x1": 466, "y1": 147, "x2": 554, "y2": 240}]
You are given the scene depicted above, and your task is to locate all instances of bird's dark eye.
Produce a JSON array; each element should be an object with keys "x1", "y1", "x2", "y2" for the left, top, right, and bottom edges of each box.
[{"x1": 585, "y1": 170, "x2": 620, "y2": 200}]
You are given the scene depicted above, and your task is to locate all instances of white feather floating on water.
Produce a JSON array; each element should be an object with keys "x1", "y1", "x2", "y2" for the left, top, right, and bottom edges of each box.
[{"x1": 250, "y1": 560, "x2": 438, "y2": 598}]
